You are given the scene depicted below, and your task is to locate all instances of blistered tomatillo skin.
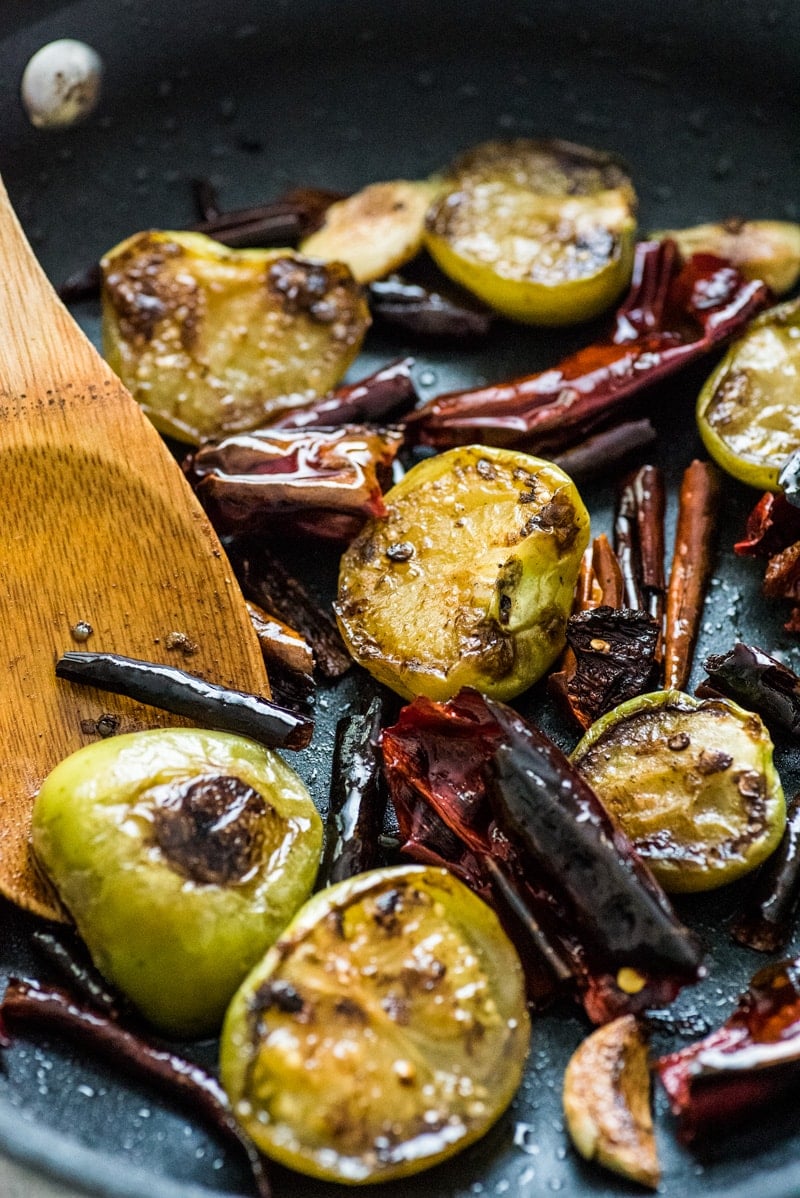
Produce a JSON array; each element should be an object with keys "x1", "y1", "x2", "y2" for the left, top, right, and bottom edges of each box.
[
  {"x1": 31, "y1": 729, "x2": 322, "y2": 1037},
  {"x1": 220, "y1": 865, "x2": 531, "y2": 1184},
  {"x1": 571, "y1": 691, "x2": 785, "y2": 893},
  {"x1": 336, "y1": 445, "x2": 590, "y2": 702}
]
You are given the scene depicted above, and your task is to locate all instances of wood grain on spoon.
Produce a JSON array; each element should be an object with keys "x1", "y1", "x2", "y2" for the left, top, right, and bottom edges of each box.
[{"x1": 0, "y1": 176, "x2": 270, "y2": 921}]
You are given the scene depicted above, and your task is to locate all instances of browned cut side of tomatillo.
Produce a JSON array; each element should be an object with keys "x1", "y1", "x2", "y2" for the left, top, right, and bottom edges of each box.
[
  {"x1": 101, "y1": 230, "x2": 370, "y2": 444},
  {"x1": 563, "y1": 1015, "x2": 659, "y2": 1189},
  {"x1": 572, "y1": 690, "x2": 785, "y2": 892},
  {"x1": 220, "y1": 865, "x2": 530, "y2": 1184},
  {"x1": 424, "y1": 138, "x2": 637, "y2": 325},
  {"x1": 336, "y1": 445, "x2": 590, "y2": 701}
]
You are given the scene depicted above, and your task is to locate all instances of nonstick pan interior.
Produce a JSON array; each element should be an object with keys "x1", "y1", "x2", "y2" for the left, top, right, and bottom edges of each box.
[{"x1": 1, "y1": 2, "x2": 800, "y2": 1196}]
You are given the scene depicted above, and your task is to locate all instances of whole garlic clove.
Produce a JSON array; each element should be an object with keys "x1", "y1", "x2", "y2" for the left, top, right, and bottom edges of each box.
[{"x1": 21, "y1": 39, "x2": 103, "y2": 129}]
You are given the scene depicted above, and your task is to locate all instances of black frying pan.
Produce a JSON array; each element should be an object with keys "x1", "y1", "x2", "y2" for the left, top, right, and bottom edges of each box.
[{"x1": 2, "y1": 1, "x2": 800, "y2": 1195}]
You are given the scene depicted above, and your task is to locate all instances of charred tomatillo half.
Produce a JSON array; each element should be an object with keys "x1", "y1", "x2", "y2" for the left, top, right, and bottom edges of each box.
[
  {"x1": 571, "y1": 691, "x2": 785, "y2": 893},
  {"x1": 335, "y1": 445, "x2": 590, "y2": 701},
  {"x1": 424, "y1": 138, "x2": 637, "y2": 325},
  {"x1": 31, "y1": 729, "x2": 322, "y2": 1037},
  {"x1": 696, "y1": 298, "x2": 800, "y2": 491},
  {"x1": 101, "y1": 230, "x2": 370, "y2": 444},
  {"x1": 220, "y1": 865, "x2": 530, "y2": 1184}
]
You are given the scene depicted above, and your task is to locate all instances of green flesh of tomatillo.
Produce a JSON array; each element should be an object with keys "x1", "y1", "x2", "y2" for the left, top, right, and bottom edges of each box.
[
  {"x1": 696, "y1": 298, "x2": 800, "y2": 491},
  {"x1": 571, "y1": 690, "x2": 785, "y2": 893},
  {"x1": 220, "y1": 865, "x2": 531, "y2": 1184},
  {"x1": 336, "y1": 445, "x2": 590, "y2": 702},
  {"x1": 31, "y1": 728, "x2": 322, "y2": 1036}
]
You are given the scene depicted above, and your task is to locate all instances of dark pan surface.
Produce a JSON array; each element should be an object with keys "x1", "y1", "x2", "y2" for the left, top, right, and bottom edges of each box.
[{"x1": 2, "y1": 1, "x2": 800, "y2": 1195}]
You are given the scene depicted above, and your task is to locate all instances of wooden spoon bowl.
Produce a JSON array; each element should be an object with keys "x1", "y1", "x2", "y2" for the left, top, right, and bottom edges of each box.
[{"x1": 0, "y1": 176, "x2": 270, "y2": 920}]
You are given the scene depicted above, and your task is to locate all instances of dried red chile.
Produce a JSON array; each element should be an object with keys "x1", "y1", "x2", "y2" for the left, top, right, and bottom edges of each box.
[
  {"x1": 554, "y1": 605, "x2": 660, "y2": 730},
  {"x1": 381, "y1": 689, "x2": 703, "y2": 1024},
  {"x1": 405, "y1": 242, "x2": 769, "y2": 452},
  {"x1": 186, "y1": 424, "x2": 403, "y2": 542},
  {"x1": 699, "y1": 642, "x2": 800, "y2": 738},
  {"x1": 657, "y1": 957, "x2": 800, "y2": 1142},
  {"x1": 732, "y1": 794, "x2": 800, "y2": 954},
  {"x1": 0, "y1": 978, "x2": 271, "y2": 1198}
]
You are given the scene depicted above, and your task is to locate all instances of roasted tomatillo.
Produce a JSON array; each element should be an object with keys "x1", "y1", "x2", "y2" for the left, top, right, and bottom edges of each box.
[
  {"x1": 335, "y1": 445, "x2": 590, "y2": 701},
  {"x1": 572, "y1": 691, "x2": 785, "y2": 892},
  {"x1": 424, "y1": 138, "x2": 637, "y2": 325},
  {"x1": 220, "y1": 865, "x2": 530, "y2": 1184},
  {"x1": 697, "y1": 298, "x2": 800, "y2": 491},
  {"x1": 101, "y1": 230, "x2": 370, "y2": 444},
  {"x1": 31, "y1": 729, "x2": 322, "y2": 1036}
]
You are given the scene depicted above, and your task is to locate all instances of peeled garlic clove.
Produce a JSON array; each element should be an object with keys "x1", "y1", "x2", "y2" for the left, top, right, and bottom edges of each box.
[{"x1": 563, "y1": 1014, "x2": 660, "y2": 1189}]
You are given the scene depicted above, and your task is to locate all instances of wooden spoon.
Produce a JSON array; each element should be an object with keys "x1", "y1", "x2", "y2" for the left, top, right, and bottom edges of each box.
[{"x1": 0, "y1": 176, "x2": 270, "y2": 921}]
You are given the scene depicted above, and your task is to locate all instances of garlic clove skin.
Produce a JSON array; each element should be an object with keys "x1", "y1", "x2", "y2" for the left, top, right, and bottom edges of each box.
[{"x1": 21, "y1": 39, "x2": 103, "y2": 129}]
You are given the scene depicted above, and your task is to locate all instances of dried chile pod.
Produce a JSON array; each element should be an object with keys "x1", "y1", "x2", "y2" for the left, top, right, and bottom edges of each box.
[
  {"x1": 732, "y1": 794, "x2": 800, "y2": 953},
  {"x1": 385, "y1": 713, "x2": 566, "y2": 1007},
  {"x1": 230, "y1": 541, "x2": 352, "y2": 680},
  {"x1": 55, "y1": 652, "x2": 313, "y2": 750},
  {"x1": 368, "y1": 275, "x2": 494, "y2": 339},
  {"x1": 245, "y1": 601, "x2": 315, "y2": 677},
  {"x1": 186, "y1": 425, "x2": 403, "y2": 541},
  {"x1": 319, "y1": 693, "x2": 388, "y2": 886},
  {"x1": 272, "y1": 357, "x2": 419, "y2": 431},
  {"x1": 556, "y1": 605, "x2": 660, "y2": 730},
  {"x1": 614, "y1": 480, "x2": 644, "y2": 611},
  {"x1": 382, "y1": 689, "x2": 703, "y2": 1022},
  {"x1": 663, "y1": 460, "x2": 721, "y2": 691},
  {"x1": 701, "y1": 642, "x2": 800, "y2": 737},
  {"x1": 0, "y1": 977, "x2": 271, "y2": 1198},
  {"x1": 656, "y1": 957, "x2": 800, "y2": 1142},
  {"x1": 405, "y1": 243, "x2": 769, "y2": 452},
  {"x1": 552, "y1": 420, "x2": 657, "y2": 481},
  {"x1": 486, "y1": 697, "x2": 702, "y2": 981},
  {"x1": 31, "y1": 930, "x2": 123, "y2": 1018},
  {"x1": 735, "y1": 492, "x2": 800, "y2": 558}
]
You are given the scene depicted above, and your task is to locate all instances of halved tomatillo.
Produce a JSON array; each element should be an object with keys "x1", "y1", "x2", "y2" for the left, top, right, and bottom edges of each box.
[
  {"x1": 571, "y1": 691, "x2": 785, "y2": 892},
  {"x1": 101, "y1": 230, "x2": 370, "y2": 443},
  {"x1": 220, "y1": 865, "x2": 530, "y2": 1184},
  {"x1": 696, "y1": 298, "x2": 800, "y2": 491},
  {"x1": 424, "y1": 138, "x2": 637, "y2": 325},
  {"x1": 335, "y1": 445, "x2": 590, "y2": 701},
  {"x1": 31, "y1": 728, "x2": 322, "y2": 1036}
]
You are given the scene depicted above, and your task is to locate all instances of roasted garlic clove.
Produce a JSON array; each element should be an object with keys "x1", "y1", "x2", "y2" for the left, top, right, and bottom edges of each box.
[
  {"x1": 563, "y1": 1014, "x2": 659, "y2": 1189},
  {"x1": 300, "y1": 179, "x2": 442, "y2": 283}
]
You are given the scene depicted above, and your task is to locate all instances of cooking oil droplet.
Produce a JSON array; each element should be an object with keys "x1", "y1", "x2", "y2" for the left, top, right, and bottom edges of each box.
[{"x1": 514, "y1": 1122, "x2": 540, "y2": 1154}]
